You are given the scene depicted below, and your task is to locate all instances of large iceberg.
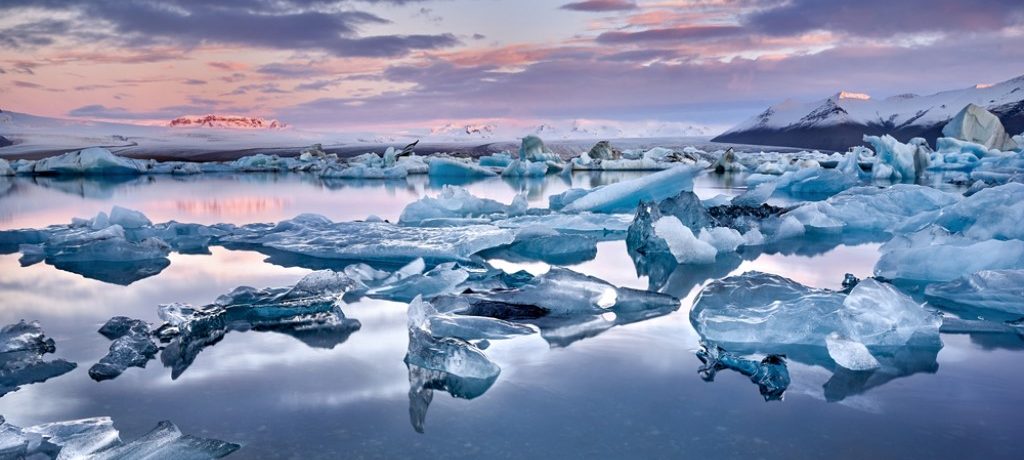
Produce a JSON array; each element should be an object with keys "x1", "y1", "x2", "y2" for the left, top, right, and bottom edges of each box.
[
  {"x1": 28, "y1": 148, "x2": 146, "y2": 176},
  {"x1": 787, "y1": 185, "x2": 960, "y2": 233},
  {"x1": 549, "y1": 165, "x2": 700, "y2": 213},
  {"x1": 0, "y1": 321, "x2": 76, "y2": 396},
  {"x1": 691, "y1": 272, "x2": 941, "y2": 350},
  {"x1": 875, "y1": 228, "x2": 1024, "y2": 282},
  {"x1": 942, "y1": 103, "x2": 1019, "y2": 151}
]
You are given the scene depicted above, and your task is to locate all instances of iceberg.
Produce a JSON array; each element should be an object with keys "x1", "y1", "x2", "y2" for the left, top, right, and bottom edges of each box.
[
  {"x1": 405, "y1": 297, "x2": 501, "y2": 433},
  {"x1": 491, "y1": 212, "x2": 634, "y2": 233},
  {"x1": 431, "y1": 267, "x2": 679, "y2": 347},
  {"x1": 550, "y1": 165, "x2": 700, "y2": 213},
  {"x1": 696, "y1": 343, "x2": 790, "y2": 401},
  {"x1": 787, "y1": 185, "x2": 959, "y2": 233},
  {"x1": 92, "y1": 420, "x2": 240, "y2": 459},
  {"x1": 942, "y1": 103, "x2": 1019, "y2": 151},
  {"x1": 759, "y1": 167, "x2": 859, "y2": 196},
  {"x1": 408, "y1": 295, "x2": 534, "y2": 342},
  {"x1": 29, "y1": 148, "x2": 146, "y2": 176},
  {"x1": 501, "y1": 159, "x2": 549, "y2": 177},
  {"x1": 478, "y1": 152, "x2": 514, "y2": 168},
  {"x1": 427, "y1": 157, "x2": 497, "y2": 178},
  {"x1": 863, "y1": 134, "x2": 931, "y2": 181},
  {"x1": 89, "y1": 317, "x2": 159, "y2": 381},
  {"x1": 712, "y1": 148, "x2": 744, "y2": 173},
  {"x1": 365, "y1": 261, "x2": 470, "y2": 302},
  {"x1": 876, "y1": 228, "x2": 1024, "y2": 282},
  {"x1": 0, "y1": 321, "x2": 77, "y2": 396},
  {"x1": 730, "y1": 182, "x2": 775, "y2": 207},
  {"x1": 225, "y1": 214, "x2": 515, "y2": 264},
  {"x1": 398, "y1": 186, "x2": 525, "y2": 226},
  {"x1": 653, "y1": 216, "x2": 717, "y2": 264},
  {"x1": 924, "y1": 270, "x2": 1024, "y2": 315},
  {"x1": 691, "y1": 272, "x2": 941, "y2": 348},
  {"x1": 825, "y1": 333, "x2": 881, "y2": 371}
]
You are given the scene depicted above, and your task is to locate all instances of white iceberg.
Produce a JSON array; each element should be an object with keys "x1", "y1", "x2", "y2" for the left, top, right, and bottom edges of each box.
[
  {"x1": 550, "y1": 165, "x2": 700, "y2": 213},
  {"x1": 942, "y1": 103, "x2": 1019, "y2": 151}
]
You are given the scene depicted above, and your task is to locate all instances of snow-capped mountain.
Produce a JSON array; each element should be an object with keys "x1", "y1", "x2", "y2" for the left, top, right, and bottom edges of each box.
[
  {"x1": 168, "y1": 115, "x2": 287, "y2": 129},
  {"x1": 713, "y1": 75, "x2": 1024, "y2": 150}
]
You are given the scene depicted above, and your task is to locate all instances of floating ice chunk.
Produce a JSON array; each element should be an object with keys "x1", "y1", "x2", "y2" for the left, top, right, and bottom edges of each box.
[
  {"x1": 698, "y1": 227, "x2": 744, "y2": 253},
  {"x1": 399, "y1": 186, "x2": 524, "y2": 225},
  {"x1": 225, "y1": 214, "x2": 515, "y2": 264},
  {"x1": 731, "y1": 182, "x2": 775, "y2": 207},
  {"x1": 366, "y1": 262, "x2": 469, "y2": 302},
  {"x1": 492, "y1": 212, "x2": 634, "y2": 233},
  {"x1": 772, "y1": 215, "x2": 805, "y2": 241},
  {"x1": 31, "y1": 148, "x2": 146, "y2": 176},
  {"x1": 0, "y1": 320, "x2": 77, "y2": 397},
  {"x1": 942, "y1": 103, "x2": 1019, "y2": 151},
  {"x1": 550, "y1": 165, "x2": 699, "y2": 213},
  {"x1": 654, "y1": 216, "x2": 717, "y2": 264},
  {"x1": 427, "y1": 157, "x2": 497, "y2": 177},
  {"x1": 863, "y1": 135, "x2": 929, "y2": 180},
  {"x1": 22, "y1": 417, "x2": 121, "y2": 459},
  {"x1": 89, "y1": 420, "x2": 240, "y2": 459},
  {"x1": 320, "y1": 163, "x2": 408, "y2": 179},
  {"x1": 697, "y1": 343, "x2": 790, "y2": 401},
  {"x1": 907, "y1": 182, "x2": 1024, "y2": 240},
  {"x1": 501, "y1": 159, "x2": 549, "y2": 177},
  {"x1": 691, "y1": 272, "x2": 940, "y2": 348},
  {"x1": 109, "y1": 206, "x2": 152, "y2": 229},
  {"x1": 518, "y1": 135, "x2": 557, "y2": 162},
  {"x1": 876, "y1": 229, "x2": 1024, "y2": 282},
  {"x1": 825, "y1": 333, "x2": 881, "y2": 371},
  {"x1": 712, "y1": 148, "x2": 744, "y2": 173},
  {"x1": 478, "y1": 153, "x2": 513, "y2": 168},
  {"x1": 405, "y1": 299, "x2": 500, "y2": 433},
  {"x1": 408, "y1": 296, "x2": 534, "y2": 341},
  {"x1": 742, "y1": 228, "x2": 765, "y2": 246},
  {"x1": 774, "y1": 167, "x2": 859, "y2": 195},
  {"x1": 89, "y1": 317, "x2": 158, "y2": 381},
  {"x1": 788, "y1": 185, "x2": 960, "y2": 233},
  {"x1": 0, "y1": 159, "x2": 14, "y2": 176},
  {"x1": 924, "y1": 270, "x2": 1024, "y2": 315}
]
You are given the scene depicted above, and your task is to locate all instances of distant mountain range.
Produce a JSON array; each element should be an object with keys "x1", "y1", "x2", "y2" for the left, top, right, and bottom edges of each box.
[
  {"x1": 713, "y1": 75, "x2": 1024, "y2": 151},
  {"x1": 168, "y1": 115, "x2": 287, "y2": 129}
]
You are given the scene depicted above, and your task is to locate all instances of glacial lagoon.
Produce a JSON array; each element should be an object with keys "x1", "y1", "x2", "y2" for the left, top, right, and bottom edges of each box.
[{"x1": 1, "y1": 170, "x2": 1021, "y2": 459}]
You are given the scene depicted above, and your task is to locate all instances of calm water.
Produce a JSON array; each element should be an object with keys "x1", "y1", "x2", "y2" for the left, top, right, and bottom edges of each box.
[{"x1": 0, "y1": 172, "x2": 1020, "y2": 459}]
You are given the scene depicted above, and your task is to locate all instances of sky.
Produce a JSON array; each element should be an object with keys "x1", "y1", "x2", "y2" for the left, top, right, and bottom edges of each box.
[{"x1": 1, "y1": 0, "x2": 1023, "y2": 133}]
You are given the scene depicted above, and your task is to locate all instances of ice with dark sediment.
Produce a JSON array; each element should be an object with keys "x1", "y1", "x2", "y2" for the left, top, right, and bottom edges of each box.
[
  {"x1": 0, "y1": 416, "x2": 241, "y2": 459},
  {"x1": 89, "y1": 317, "x2": 159, "y2": 381},
  {"x1": 691, "y1": 272, "x2": 941, "y2": 350},
  {"x1": 0, "y1": 320, "x2": 77, "y2": 397},
  {"x1": 924, "y1": 269, "x2": 1024, "y2": 315},
  {"x1": 696, "y1": 343, "x2": 791, "y2": 401},
  {"x1": 93, "y1": 270, "x2": 362, "y2": 380}
]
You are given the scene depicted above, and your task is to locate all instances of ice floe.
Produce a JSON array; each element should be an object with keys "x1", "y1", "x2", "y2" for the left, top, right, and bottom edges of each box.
[{"x1": 0, "y1": 321, "x2": 76, "y2": 397}]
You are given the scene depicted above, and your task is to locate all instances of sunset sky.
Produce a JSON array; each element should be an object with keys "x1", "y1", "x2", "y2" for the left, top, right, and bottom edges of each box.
[{"x1": 1, "y1": 0, "x2": 1023, "y2": 132}]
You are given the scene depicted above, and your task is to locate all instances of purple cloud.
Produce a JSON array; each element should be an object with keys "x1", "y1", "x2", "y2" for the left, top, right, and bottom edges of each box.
[{"x1": 561, "y1": 0, "x2": 638, "y2": 12}]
